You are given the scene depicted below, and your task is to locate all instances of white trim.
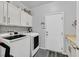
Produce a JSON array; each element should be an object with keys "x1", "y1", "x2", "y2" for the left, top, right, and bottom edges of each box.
[{"x1": 40, "y1": 47, "x2": 46, "y2": 50}]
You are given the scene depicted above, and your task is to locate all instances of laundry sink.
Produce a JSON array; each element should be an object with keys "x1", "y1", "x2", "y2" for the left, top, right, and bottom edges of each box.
[{"x1": 3, "y1": 34, "x2": 26, "y2": 40}]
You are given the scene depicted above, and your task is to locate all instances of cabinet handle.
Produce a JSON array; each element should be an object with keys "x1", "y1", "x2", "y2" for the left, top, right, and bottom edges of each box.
[
  {"x1": 46, "y1": 31, "x2": 48, "y2": 33},
  {"x1": 3, "y1": 16, "x2": 6, "y2": 23},
  {"x1": 8, "y1": 17, "x2": 10, "y2": 24}
]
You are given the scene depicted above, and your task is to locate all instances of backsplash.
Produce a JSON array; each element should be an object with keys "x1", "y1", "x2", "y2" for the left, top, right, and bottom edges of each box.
[{"x1": 0, "y1": 25, "x2": 29, "y2": 33}]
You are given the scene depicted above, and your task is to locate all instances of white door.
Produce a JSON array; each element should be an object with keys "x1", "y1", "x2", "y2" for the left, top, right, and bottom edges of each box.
[
  {"x1": 0, "y1": 2, "x2": 4, "y2": 25},
  {"x1": 8, "y1": 3, "x2": 20, "y2": 26},
  {"x1": 45, "y1": 13, "x2": 64, "y2": 53}
]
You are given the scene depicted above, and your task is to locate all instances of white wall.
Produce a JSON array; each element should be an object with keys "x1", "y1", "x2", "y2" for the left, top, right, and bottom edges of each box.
[
  {"x1": 10, "y1": 1, "x2": 31, "y2": 11},
  {"x1": 31, "y1": 1, "x2": 76, "y2": 48}
]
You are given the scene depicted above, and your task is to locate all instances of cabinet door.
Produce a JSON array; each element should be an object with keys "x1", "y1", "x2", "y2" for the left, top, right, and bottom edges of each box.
[
  {"x1": 21, "y1": 10, "x2": 29, "y2": 26},
  {"x1": 3, "y1": 2, "x2": 8, "y2": 25},
  {"x1": 0, "y1": 2, "x2": 4, "y2": 25},
  {"x1": 10, "y1": 37, "x2": 30, "y2": 57},
  {"x1": 8, "y1": 3, "x2": 20, "y2": 26},
  {"x1": 21, "y1": 10, "x2": 27, "y2": 26},
  {"x1": 45, "y1": 13, "x2": 64, "y2": 53},
  {"x1": 27, "y1": 15, "x2": 32, "y2": 27}
]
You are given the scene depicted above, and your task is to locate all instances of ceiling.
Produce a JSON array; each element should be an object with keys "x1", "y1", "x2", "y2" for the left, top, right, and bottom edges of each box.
[{"x1": 21, "y1": 1, "x2": 51, "y2": 9}]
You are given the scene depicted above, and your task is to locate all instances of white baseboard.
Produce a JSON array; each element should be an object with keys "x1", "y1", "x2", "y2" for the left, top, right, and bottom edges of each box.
[{"x1": 39, "y1": 47, "x2": 46, "y2": 50}]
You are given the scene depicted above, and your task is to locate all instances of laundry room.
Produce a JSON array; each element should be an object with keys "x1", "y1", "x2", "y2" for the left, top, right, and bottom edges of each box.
[{"x1": 0, "y1": 1, "x2": 78, "y2": 57}]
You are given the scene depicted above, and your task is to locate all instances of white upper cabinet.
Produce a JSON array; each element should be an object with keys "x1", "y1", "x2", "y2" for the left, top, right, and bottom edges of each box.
[
  {"x1": 0, "y1": 2, "x2": 32, "y2": 27},
  {"x1": 7, "y1": 3, "x2": 20, "y2": 26},
  {"x1": 21, "y1": 10, "x2": 32, "y2": 27},
  {"x1": 0, "y1": 2, "x2": 4, "y2": 25}
]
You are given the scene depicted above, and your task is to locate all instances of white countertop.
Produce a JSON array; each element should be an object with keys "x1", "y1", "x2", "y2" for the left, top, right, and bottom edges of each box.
[
  {"x1": 25, "y1": 32, "x2": 39, "y2": 36},
  {"x1": 20, "y1": 32, "x2": 39, "y2": 36}
]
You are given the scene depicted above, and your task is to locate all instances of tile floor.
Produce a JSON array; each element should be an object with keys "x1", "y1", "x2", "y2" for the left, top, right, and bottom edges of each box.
[{"x1": 34, "y1": 49, "x2": 68, "y2": 57}]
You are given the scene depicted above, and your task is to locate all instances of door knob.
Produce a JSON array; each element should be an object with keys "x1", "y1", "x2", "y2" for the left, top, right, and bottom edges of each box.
[{"x1": 46, "y1": 31, "x2": 48, "y2": 33}]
